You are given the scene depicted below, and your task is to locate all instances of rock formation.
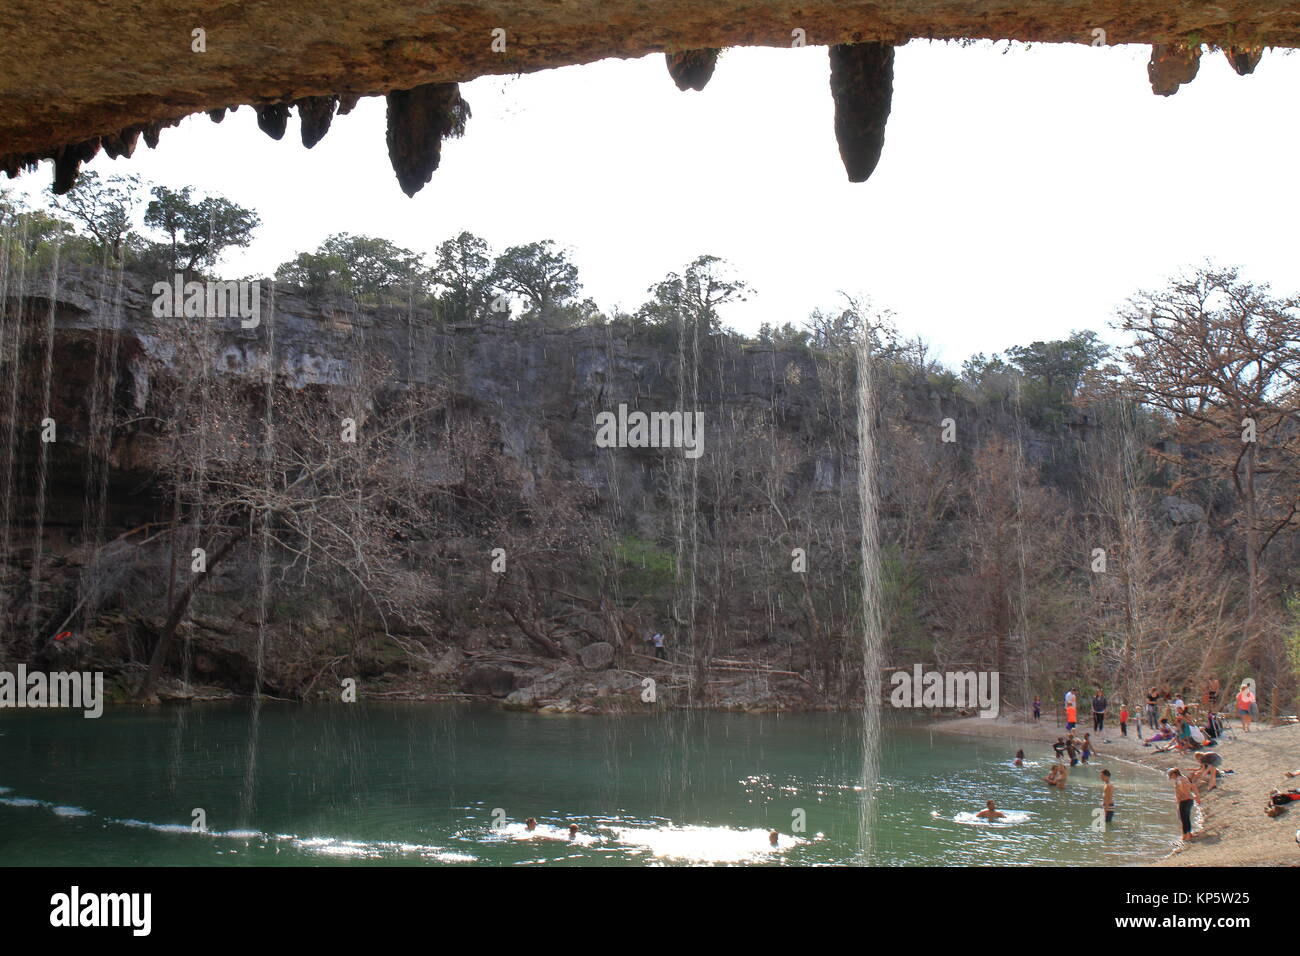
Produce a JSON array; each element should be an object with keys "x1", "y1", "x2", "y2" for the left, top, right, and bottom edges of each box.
[
  {"x1": 828, "y1": 43, "x2": 895, "y2": 183},
  {"x1": 1, "y1": 2, "x2": 1294, "y2": 194},
  {"x1": 665, "y1": 48, "x2": 720, "y2": 91},
  {"x1": 385, "y1": 83, "x2": 472, "y2": 197}
]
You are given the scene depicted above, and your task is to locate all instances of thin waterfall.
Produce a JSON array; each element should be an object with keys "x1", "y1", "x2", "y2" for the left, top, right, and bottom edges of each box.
[
  {"x1": 1114, "y1": 399, "x2": 1144, "y2": 700},
  {"x1": 0, "y1": 214, "x2": 18, "y2": 644},
  {"x1": 664, "y1": 293, "x2": 700, "y2": 813},
  {"x1": 78, "y1": 249, "x2": 127, "y2": 635},
  {"x1": 28, "y1": 235, "x2": 61, "y2": 644},
  {"x1": 854, "y1": 336, "x2": 882, "y2": 863},
  {"x1": 1010, "y1": 378, "x2": 1032, "y2": 717},
  {"x1": 241, "y1": 280, "x2": 276, "y2": 825}
]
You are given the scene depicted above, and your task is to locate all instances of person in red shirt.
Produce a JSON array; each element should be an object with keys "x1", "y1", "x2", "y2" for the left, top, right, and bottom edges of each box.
[
  {"x1": 1120, "y1": 704, "x2": 1129, "y2": 737},
  {"x1": 1065, "y1": 702, "x2": 1077, "y2": 731}
]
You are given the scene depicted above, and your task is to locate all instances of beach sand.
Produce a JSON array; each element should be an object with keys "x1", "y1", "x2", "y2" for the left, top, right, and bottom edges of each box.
[{"x1": 933, "y1": 712, "x2": 1300, "y2": 866}]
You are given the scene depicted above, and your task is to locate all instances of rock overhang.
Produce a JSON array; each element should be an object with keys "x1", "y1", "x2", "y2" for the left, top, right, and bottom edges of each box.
[{"x1": 0, "y1": 1, "x2": 1293, "y2": 194}]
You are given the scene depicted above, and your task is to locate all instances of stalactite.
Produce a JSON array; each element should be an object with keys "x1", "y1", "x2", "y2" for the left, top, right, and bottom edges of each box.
[
  {"x1": 255, "y1": 103, "x2": 291, "y2": 140},
  {"x1": 1148, "y1": 44, "x2": 1201, "y2": 95},
  {"x1": 385, "y1": 82, "x2": 470, "y2": 197},
  {"x1": 295, "y1": 95, "x2": 338, "y2": 148},
  {"x1": 142, "y1": 118, "x2": 177, "y2": 149},
  {"x1": 665, "y1": 48, "x2": 719, "y2": 91},
  {"x1": 101, "y1": 126, "x2": 140, "y2": 159},
  {"x1": 828, "y1": 43, "x2": 894, "y2": 183},
  {"x1": 1223, "y1": 46, "x2": 1263, "y2": 75},
  {"x1": 51, "y1": 138, "x2": 100, "y2": 194}
]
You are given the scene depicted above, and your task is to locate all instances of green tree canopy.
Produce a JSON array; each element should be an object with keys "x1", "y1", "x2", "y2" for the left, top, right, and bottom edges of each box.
[
  {"x1": 432, "y1": 230, "x2": 493, "y2": 323},
  {"x1": 318, "y1": 233, "x2": 428, "y2": 299},
  {"x1": 48, "y1": 171, "x2": 145, "y2": 257},
  {"x1": 639, "y1": 255, "x2": 749, "y2": 335},
  {"x1": 143, "y1": 185, "x2": 260, "y2": 273},
  {"x1": 489, "y1": 240, "x2": 581, "y2": 321}
]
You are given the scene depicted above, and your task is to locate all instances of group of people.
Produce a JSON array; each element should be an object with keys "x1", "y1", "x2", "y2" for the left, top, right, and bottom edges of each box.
[
  {"x1": 1035, "y1": 680, "x2": 1259, "y2": 738},
  {"x1": 1033, "y1": 688, "x2": 1116, "y2": 732},
  {"x1": 1028, "y1": 680, "x2": 1255, "y2": 843},
  {"x1": 522, "y1": 817, "x2": 581, "y2": 840}
]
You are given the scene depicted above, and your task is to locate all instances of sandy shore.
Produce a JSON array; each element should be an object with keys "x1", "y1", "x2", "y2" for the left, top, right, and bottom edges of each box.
[{"x1": 932, "y1": 712, "x2": 1300, "y2": 866}]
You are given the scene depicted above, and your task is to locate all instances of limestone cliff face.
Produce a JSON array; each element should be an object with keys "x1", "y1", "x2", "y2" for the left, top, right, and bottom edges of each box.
[{"x1": 5, "y1": 268, "x2": 861, "y2": 530}]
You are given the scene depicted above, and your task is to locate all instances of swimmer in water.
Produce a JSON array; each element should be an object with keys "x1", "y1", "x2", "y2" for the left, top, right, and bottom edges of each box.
[
  {"x1": 975, "y1": 800, "x2": 1006, "y2": 821},
  {"x1": 525, "y1": 817, "x2": 537, "y2": 832},
  {"x1": 769, "y1": 829, "x2": 779, "y2": 847},
  {"x1": 1014, "y1": 749, "x2": 1024, "y2": 767},
  {"x1": 1043, "y1": 763, "x2": 1068, "y2": 789}
]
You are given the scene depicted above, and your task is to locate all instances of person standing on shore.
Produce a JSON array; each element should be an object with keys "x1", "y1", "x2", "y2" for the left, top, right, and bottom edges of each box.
[
  {"x1": 1065, "y1": 699, "x2": 1077, "y2": 732},
  {"x1": 1092, "y1": 689, "x2": 1107, "y2": 732},
  {"x1": 1033, "y1": 695, "x2": 1041, "y2": 721},
  {"x1": 1168, "y1": 768, "x2": 1200, "y2": 841},
  {"x1": 1236, "y1": 681, "x2": 1256, "y2": 732},
  {"x1": 1146, "y1": 687, "x2": 1160, "y2": 730},
  {"x1": 1119, "y1": 703, "x2": 1129, "y2": 737}
]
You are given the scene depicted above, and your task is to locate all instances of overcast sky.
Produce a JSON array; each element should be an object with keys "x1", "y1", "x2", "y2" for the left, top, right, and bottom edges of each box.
[{"x1": 13, "y1": 40, "x2": 1300, "y2": 367}]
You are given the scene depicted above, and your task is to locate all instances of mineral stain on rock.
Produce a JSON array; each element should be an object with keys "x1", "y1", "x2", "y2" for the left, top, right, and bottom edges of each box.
[{"x1": 385, "y1": 82, "x2": 471, "y2": 197}]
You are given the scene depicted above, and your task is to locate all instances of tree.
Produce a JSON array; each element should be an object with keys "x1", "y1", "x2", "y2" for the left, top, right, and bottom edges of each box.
[
  {"x1": 48, "y1": 171, "x2": 145, "y2": 258},
  {"x1": 273, "y1": 250, "x2": 352, "y2": 301},
  {"x1": 318, "y1": 233, "x2": 428, "y2": 300},
  {"x1": 639, "y1": 255, "x2": 749, "y2": 334},
  {"x1": 136, "y1": 338, "x2": 453, "y2": 698},
  {"x1": 1006, "y1": 330, "x2": 1110, "y2": 401},
  {"x1": 432, "y1": 230, "x2": 493, "y2": 323},
  {"x1": 143, "y1": 185, "x2": 260, "y2": 273},
  {"x1": 1119, "y1": 264, "x2": 1300, "y2": 676},
  {"x1": 490, "y1": 240, "x2": 580, "y2": 321}
]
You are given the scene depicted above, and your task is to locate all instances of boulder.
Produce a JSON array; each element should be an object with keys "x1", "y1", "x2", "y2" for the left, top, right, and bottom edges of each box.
[
  {"x1": 429, "y1": 646, "x2": 463, "y2": 676},
  {"x1": 503, "y1": 686, "x2": 537, "y2": 710},
  {"x1": 579, "y1": 641, "x2": 615, "y2": 670},
  {"x1": 1159, "y1": 496, "x2": 1205, "y2": 525},
  {"x1": 460, "y1": 664, "x2": 516, "y2": 698}
]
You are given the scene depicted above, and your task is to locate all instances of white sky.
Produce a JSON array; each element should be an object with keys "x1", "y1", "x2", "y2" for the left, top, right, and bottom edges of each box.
[{"x1": 13, "y1": 40, "x2": 1300, "y2": 367}]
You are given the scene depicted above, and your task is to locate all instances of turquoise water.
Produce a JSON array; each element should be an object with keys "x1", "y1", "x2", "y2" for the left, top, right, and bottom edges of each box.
[{"x1": 0, "y1": 704, "x2": 1178, "y2": 865}]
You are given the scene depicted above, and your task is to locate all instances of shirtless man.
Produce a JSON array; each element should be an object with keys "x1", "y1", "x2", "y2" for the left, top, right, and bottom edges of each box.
[
  {"x1": 1168, "y1": 769, "x2": 1200, "y2": 841},
  {"x1": 1100, "y1": 768, "x2": 1115, "y2": 825},
  {"x1": 976, "y1": 800, "x2": 1006, "y2": 821}
]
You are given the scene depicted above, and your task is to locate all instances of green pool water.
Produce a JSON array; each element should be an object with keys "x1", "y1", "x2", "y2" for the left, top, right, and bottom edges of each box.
[{"x1": 0, "y1": 703, "x2": 1180, "y2": 865}]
